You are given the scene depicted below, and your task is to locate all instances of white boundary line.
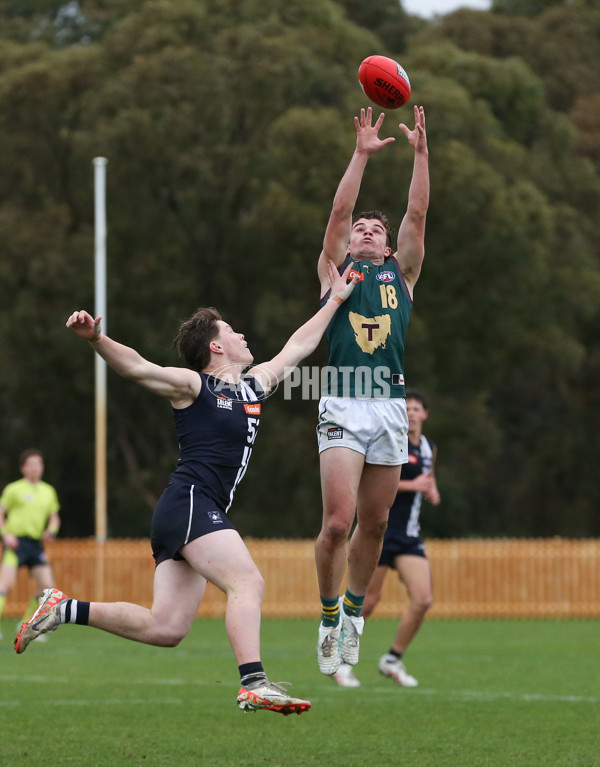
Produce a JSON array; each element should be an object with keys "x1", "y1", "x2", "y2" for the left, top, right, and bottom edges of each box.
[{"x1": 2, "y1": 675, "x2": 599, "y2": 705}]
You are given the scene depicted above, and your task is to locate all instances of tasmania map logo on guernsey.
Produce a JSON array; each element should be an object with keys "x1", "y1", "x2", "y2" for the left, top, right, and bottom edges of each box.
[{"x1": 348, "y1": 311, "x2": 392, "y2": 354}]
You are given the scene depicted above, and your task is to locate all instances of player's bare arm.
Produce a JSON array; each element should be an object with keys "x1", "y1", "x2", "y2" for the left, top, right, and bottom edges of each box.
[
  {"x1": 318, "y1": 107, "x2": 395, "y2": 292},
  {"x1": 251, "y1": 261, "x2": 359, "y2": 393},
  {"x1": 66, "y1": 310, "x2": 200, "y2": 408},
  {"x1": 43, "y1": 511, "x2": 61, "y2": 542},
  {"x1": 0, "y1": 505, "x2": 18, "y2": 550},
  {"x1": 399, "y1": 474, "x2": 435, "y2": 495},
  {"x1": 395, "y1": 105, "x2": 429, "y2": 297},
  {"x1": 428, "y1": 445, "x2": 441, "y2": 505}
]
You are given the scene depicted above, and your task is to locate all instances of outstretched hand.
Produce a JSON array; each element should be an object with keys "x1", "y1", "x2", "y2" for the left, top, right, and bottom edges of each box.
[
  {"x1": 66, "y1": 310, "x2": 102, "y2": 342},
  {"x1": 328, "y1": 260, "x2": 360, "y2": 303},
  {"x1": 355, "y1": 107, "x2": 396, "y2": 156},
  {"x1": 399, "y1": 105, "x2": 427, "y2": 153}
]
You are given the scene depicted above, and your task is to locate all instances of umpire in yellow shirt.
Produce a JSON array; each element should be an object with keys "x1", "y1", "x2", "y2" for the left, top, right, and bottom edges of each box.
[{"x1": 0, "y1": 449, "x2": 60, "y2": 639}]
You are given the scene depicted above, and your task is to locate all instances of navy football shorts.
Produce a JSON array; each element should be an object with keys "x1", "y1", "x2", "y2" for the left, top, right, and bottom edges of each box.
[
  {"x1": 17, "y1": 537, "x2": 48, "y2": 568},
  {"x1": 2, "y1": 537, "x2": 49, "y2": 570},
  {"x1": 378, "y1": 532, "x2": 427, "y2": 567},
  {"x1": 151, "y1": 481, "x2": 237, "y2": 566}
]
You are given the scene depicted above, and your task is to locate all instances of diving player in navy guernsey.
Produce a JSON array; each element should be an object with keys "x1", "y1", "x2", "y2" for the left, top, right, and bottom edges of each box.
[
  {"x1": 14, "y1": 260, "x2": 358, "y2": 716},
  {"x1": 333, "y1": 389, "x2": 441, "y2": 689}
]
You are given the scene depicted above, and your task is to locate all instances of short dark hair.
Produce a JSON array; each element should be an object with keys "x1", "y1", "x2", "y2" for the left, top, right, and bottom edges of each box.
[
  {"x1": 352, "y1": 210, "x2": 394, "y2": 248},
  {"x1": 173, "y1": 307, "x2": 222, "y2": 372},
  {"x1": 405, "y1": 388, "x2": 428, "y2": 409},
  {"x1": 19, "y1": 448, "x2": 43, "y2": 467}
]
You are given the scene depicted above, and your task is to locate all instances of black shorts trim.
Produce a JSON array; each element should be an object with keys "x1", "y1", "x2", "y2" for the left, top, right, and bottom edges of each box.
[
  {"x1": 379, "y1": 534, "x2": 426, "y2": 567},
  {"x1": 151, "y1": 481, "x2": 237, "y2": 566}
]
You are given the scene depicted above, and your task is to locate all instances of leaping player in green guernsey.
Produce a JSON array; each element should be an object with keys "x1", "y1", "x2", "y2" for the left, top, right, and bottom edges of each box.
[{"x1": 315, "y1": 105, "x2": 429, "y2": 675}]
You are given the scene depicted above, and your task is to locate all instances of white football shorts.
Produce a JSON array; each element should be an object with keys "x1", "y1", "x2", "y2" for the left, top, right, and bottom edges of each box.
[{"x1": 316, "y1": 396, "x2": 409, "y2": 466}]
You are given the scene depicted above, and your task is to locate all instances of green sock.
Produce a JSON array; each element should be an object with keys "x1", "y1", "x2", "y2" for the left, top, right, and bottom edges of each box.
[
  {"x1": 320, "y1": 596, "x2": 340, "y2": 627},
  {"x1": 0, "y1": 593, "x2": 6, "y2": 622},
  {"x1": 342, "y1": 589, "x2": 364, "y2": 618}
]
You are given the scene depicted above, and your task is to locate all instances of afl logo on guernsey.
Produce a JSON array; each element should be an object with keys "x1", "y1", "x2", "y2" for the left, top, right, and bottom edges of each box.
[{"x1": 376, "y1": 271, "x2": 395, "y2": 283}]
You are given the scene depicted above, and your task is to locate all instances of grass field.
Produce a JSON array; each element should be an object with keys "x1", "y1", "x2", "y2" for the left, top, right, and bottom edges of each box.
[{"x1": 1, "y1": 617, "x2": 598, "y2": 767}]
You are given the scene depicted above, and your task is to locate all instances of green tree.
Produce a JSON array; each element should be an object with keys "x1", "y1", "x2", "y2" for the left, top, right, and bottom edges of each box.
[
  {"x1": 0, "y1": 0, "x2": 599, "y2": 539},
  {"x1": 336, "y1": 0, "x2": 425, "y2": 53},
  {"x1": 0, "y1": 0, "x2": 383, "y2": 536},
  {"x1": 492, "y1": 0, "x2": 566, "y2": 16},
  {"x1": 423, "y1": 4, "x2": 600, "y2": 126}
]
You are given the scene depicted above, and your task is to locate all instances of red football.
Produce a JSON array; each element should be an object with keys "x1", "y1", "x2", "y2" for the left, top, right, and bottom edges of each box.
[{"x1": 358, "y1": 55, "x2": 411, "y2": 110}]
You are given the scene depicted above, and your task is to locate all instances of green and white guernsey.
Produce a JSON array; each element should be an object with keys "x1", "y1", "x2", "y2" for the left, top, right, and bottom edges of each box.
[{"x1": 322, "y1": 255, "x2": 412, "y2": 399}]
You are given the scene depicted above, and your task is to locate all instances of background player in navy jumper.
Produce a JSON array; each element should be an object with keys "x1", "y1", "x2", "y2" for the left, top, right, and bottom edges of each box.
[
  {"x1": 315, "y1": 105, "x2": 429, "y2": 675},
  {"x1": 15, "y1": 261, "x2": 358, "y2": 716},
  {"x1": 333, "y1": 389, "x2": 440, "y2": 688}
]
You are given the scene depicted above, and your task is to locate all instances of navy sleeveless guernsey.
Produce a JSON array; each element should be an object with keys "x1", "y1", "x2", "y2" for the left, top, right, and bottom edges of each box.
[{"x1": 150, "y1": 372, "x2": 264, "y2": 564}]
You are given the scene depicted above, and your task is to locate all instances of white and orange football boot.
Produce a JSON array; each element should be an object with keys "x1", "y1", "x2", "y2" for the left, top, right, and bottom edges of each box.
[
  {"x1": 14, "y1": 588, "x2": 68, "y2": 654},
  {"x1": 237, "y1": 680, "x2": 311, "y2": 716}
]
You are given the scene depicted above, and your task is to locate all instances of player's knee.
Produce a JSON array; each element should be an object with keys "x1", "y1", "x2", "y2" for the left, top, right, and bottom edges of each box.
[
  {"x1": 235, "y1": 568, "x2": 265, "y2": 604},
  {"x1": 250, "y1": 571, "x2": 265, "y2": 603},
  {"x1": 161, "y1": 624, "x2": 189, "y2": 647},
  {"x1": 321, "y1": 517, "x2": 352, "y2": 547},
  {"x1": 163, "y1": 634, "x2": 184, "y2": 648},
  {"x1": 413, "y1": 593, "x2": 433, "y2": 614},
  {"x1": 356, "y1": 517, "x2": 387, "y2": 540}
]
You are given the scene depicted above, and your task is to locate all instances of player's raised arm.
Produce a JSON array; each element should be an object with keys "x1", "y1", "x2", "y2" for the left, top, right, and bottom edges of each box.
[
  {"x1": 394, "y1": 105, "x2": 429, "y2": 297},
  {"x1": 317, "y1": 108, "x2": 395, "y2": 294},
  {"x1": 250, "y1": 261, "x2": 359, "y2": 392},
  {"x1": 65, "y1": 310, "x2": 200, "y2": 408}
]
